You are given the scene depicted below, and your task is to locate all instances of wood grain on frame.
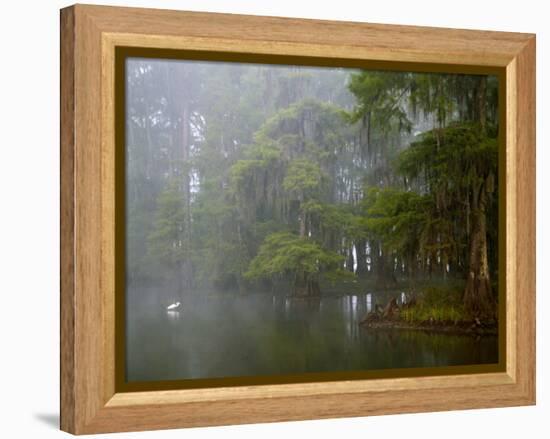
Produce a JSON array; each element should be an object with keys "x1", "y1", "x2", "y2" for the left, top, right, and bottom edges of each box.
[
  {"x1": 60, "y1": 4, "x2": 536, "y2": 434},
  {"x1": 60, "y1": 6, "x2": 75, "y2": 434}
]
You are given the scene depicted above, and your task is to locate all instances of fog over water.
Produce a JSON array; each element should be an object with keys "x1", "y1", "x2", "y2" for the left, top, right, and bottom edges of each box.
[{"x1": 126, "y1": 286, "x2": 497, "y2": 381}]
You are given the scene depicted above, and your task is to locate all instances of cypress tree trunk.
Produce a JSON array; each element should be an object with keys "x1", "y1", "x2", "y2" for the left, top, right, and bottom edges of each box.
[
  {"x1": 356, "y1": 239, "x2": 369, "y2": 277},
  {"x1": 407, "y1": 254, "x2": 417, "y2": 283},
  {"x1": 463, "y1": 174, "x2": 495, "y2": 318},
  {"x1": 346, "y1": 244, "x2": 355, "y2": 273},
  {"x1": 293, "y1": 271, "x2": 320, "y2": 297},
  {"x1": 374, "y1": 245, "x2": 397, "y2": 289},
  {"x1": 299, "y1": 207, "x2": 306, "y2": 238},
  {"x1": 476, "y1": 76, "x2": 487, "y2": 133},
  {"x1": 294, "y1": 203, "x2": 320, "y2": 297}
]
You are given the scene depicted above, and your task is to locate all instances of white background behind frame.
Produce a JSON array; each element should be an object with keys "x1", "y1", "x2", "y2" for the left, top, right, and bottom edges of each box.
[{"x1": 0, "y1": 0, "x2": 545, "y2": 438}]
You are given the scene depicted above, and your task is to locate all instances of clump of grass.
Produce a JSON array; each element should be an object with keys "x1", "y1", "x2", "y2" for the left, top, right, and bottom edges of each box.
[
  {"x1": 401, "y1": 305, "x2": 465, "y2": 324},
  {"x1": 422, "y1": 285, "x2": 463, "y2": 307},
  {"x1": 400, "y1": 285, "x2": 467, "y2": 324}
]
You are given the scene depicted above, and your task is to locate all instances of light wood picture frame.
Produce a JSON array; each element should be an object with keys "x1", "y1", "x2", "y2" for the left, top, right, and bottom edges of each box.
[{"x1": 60, "y1": 4, "x2": 535, "y2": 434}]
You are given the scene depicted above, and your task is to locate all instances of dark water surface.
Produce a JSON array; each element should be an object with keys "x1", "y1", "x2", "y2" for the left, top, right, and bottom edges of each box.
[{"x1": 126, "y1": 287, "x2": 498, "y2": 382}]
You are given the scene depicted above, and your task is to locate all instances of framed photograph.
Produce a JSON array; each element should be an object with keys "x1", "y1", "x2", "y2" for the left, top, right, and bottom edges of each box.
[{"x1": 60, "y1": 4, "x2": 536, "y2": 434}]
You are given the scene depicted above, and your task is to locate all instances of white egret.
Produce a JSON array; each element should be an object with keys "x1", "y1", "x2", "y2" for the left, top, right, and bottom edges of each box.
[{"x1": 166, "y1": 301, "x2": 181, "y2": 311}]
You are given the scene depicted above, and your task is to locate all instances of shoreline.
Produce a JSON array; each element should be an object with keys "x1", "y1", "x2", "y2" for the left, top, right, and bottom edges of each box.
[{"x1": 359, "y1": 319, "x2": 498, "y2": 336}]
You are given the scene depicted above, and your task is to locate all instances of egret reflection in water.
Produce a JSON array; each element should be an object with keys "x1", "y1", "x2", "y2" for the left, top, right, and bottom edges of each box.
[{"x1": 166, "y1": 310, "x2": 181, "y2": 322}]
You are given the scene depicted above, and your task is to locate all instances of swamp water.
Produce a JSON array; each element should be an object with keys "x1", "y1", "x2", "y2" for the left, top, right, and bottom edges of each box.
[{"x1": 126, "y1": 287, "x2": 498, "y2": 382}]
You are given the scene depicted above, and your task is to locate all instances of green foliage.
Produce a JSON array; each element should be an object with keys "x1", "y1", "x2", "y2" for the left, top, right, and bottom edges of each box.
[
  {"x1": 347, "y1": 70, "x2": 412, "y2": 133},
  {"x1": 245, "y1": 232, "x2": 346, "y2": 281},
  {"x1": 283, "y1": 159, "x2": 326, "y2": 198},
  {"x1": 409, "y1": 74, "x2": 455, "y2": 127},
  {"x1": 190, "y1": 191, "x2": 249, "y2": 288},
  {"x1": 398, "y1": 123, "x2": 498, "y2": 187},
  {"x1": 147, "y1": 179, "x2": 187, "y2": 268},
  {"x1": 396, "y1": 123, "x2": 498, "y2": 267},
  {"x1": 230, "y1": 143, "x2": 283, "y2": 192},
  {"x1": 226, "y1": 98, "x2": 359, "y2": 291},
  {"x1": 363, "y1": 187, "x2": 431, "y2": 254},
  {"x1": 257, "y1": 99, "x2": 348, "y2": 146},
  {"x1": 315, "y1": 203, "x2": 358, "y2": 235}
]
